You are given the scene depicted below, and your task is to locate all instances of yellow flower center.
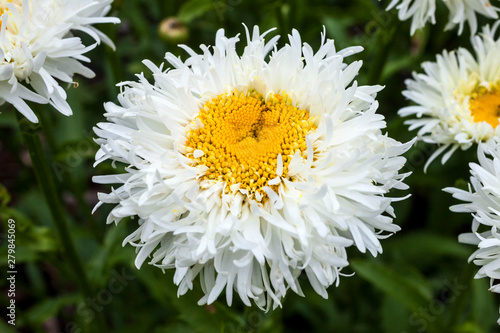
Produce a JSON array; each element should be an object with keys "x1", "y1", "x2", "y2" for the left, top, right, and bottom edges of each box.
[
  {"x1": 0, "y1": 0, "x2": 22, "y2": 32},
  {"x1": 185, "y1": 89, "x2": 316, "y2": 198},
  {"x1": 469, "y1": 85, "x2": 500, "y2": 127}
]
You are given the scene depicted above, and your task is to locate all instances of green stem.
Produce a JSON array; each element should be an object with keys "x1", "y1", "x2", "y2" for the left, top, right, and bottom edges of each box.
[
  {"x1": 367, "y1": 25, "x2": 397, "y2": 85},
  {"x1": 63, "y1": 170, "x2": 104, "y2": 243},
  {"x1": 446, "y1": 263, "x2": 476, "y2": 332},
  {"x1": 100, "y1": 23, "x2": 124, "y2": 100},
  {"x1": 36, "y1": 110, "x2": 58, "y2": 152},
  {"x1": 17, "y1": 113, "x2": 106, "y2": 330},
  {"x1": 35, "y1": 111, "x2": 104, "y2": 243}
]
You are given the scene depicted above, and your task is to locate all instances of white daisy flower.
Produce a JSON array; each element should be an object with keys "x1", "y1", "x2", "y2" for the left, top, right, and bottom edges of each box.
[
  {"x1": 444, "y1": 139, "x2": 500, "y2": 324},
  {"x1": 385, "y1": 0, "x2": 499, "y2": 35},
  {"x1": 93, "y1": 26, "x2": 413, "y2": 309},
  {"x1": 398, "y1": 23, "x2": 500, "y2": 170},
  {"x1": 0, "y1": 0, "x2": 120, "y2": 123}
]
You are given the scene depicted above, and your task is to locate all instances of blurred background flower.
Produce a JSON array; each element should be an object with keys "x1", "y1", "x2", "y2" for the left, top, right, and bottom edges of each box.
[
  {"x1": 446, "y1": 138, "x2": 500, "y2": 325},
  {"x1": 398, "y1": 23, "x2": 500, "y2": 170},
  {"x1": 385, "y1": 0, "x2": 499, "y2": 35},
  {"x1": 0, "y1": 0, "x2": 119, "y2": 122}
]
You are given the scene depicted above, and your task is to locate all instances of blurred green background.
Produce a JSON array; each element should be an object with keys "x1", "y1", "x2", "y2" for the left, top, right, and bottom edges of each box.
[{"x1": 1, "y1": 0, "x2": 499, "y2": 332}]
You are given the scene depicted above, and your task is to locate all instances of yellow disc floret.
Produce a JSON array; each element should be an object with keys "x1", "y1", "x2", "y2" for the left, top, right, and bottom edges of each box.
[
  {"x1": 185, "y1": 89, "x2": 316, "y2": 199},
  {"x1": 470, "y1": 84, "x2": 500, "y2": 127},
  {"x1": 0, "y1": 0, "x2": 22, "y2": 33}
]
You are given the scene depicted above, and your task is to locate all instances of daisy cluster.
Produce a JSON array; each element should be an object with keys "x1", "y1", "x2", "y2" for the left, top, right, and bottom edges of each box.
[{"x1": 399, "y1": 20, "x2": 500, "y2": 324}]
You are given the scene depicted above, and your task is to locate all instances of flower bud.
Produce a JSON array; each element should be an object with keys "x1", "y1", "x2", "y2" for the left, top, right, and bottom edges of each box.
[{"x1": 158, "y1": 17, "x2": 188, "y2": 44}]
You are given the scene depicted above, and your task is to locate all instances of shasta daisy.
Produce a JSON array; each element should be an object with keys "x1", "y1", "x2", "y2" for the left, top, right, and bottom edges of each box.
[
  {"x1": 398, "y1": 23, "x2": 500, "y2": 170},
  {"x1": 445, "y1": 139, "x2": 500, "y2": 324},
  {"x1": 385, "y1": 0, "x2": 499, "y2": 35},
  {"x1": 93, "y1": 26, "x2": 413, "y2": 309}
]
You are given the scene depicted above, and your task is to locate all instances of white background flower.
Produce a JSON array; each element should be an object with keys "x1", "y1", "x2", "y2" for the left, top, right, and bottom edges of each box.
[
  {"x1": 386, "y1": 0, "x2": 499, "y2": 35},
  {"x1": 0, "y1": 0, "x2": 119, "y2": 122},
  {"x1": 445, "y1": 139, "x2": 500, "y2": 324},
  {"x1": 398, "y1": 23, "x2": 500, "y2": 170}
]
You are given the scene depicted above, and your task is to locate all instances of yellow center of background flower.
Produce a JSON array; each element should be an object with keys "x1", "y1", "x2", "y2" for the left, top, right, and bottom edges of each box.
[
  {"x1": 470, "y1": 85, "x2": 500, "y2": 127},
  {"x1": 186, "y1": 90, "x2": 316, "y2": 197},
  {"x1": 0, "y1": 0, "x2": 22, "y2": 32}
]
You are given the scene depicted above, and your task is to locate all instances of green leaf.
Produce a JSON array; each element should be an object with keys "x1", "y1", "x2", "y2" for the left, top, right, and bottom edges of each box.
[
  {"x1": 384, "y1": 232, "x2": 470, "y2": 266},
  {"x1": 455, "y1": 321, "x2": 486, "y2": 333},
  {"x1": 0, "y1": 185, "x2": 59, "y2": 255},
  {"x1": 135, "y1": 267, "x2": 245, "y2": 333},
  {"x1": 381, "y1": 295, "x2": 410, "y2": 333},
  {"x1": 178, "y1": 0, "x2": 214, "y2": 24},
  {"x1": 1, "y1": 208, "x2": 59, "y2": 253},
  {"x1": 154, "y1": 323, "x2": 197, "y2": 333},
  {"x1": 284, "y1": 289, "x2": 341, "y2": 331},
  {"x1": 0, "y1": 246, "x2": 40, "y2": 264},
  {"x1": 382, "y1": 55, "x2": 414, "y2": 81},
  {"x1": 53, "y1": 139, "x2": 96, "y2": 165},
  {"x1": 471, "y1": 278, "x2": 497, "y2": 331},
  {"x1": 23, "y1": 294, "x2": 81, "y2": 327},
  {"x1": 351, "y1": 259, "x2": 432, "y2": 312},
  {"x1": 0, "y1": 183, "x2": 11, "y2": 207},
  {"x1": 0, "y1": 318, "x2": 17, "y2": 333},
  {"x1": 87, "y1": 222, "x2": 129, "y2": 286},
  {"x1": 454, "y1": 178, "x2": 469, "y2": 191},
  {"x1": 397, "y1": 263, "x2": 433, "y2": 300}
]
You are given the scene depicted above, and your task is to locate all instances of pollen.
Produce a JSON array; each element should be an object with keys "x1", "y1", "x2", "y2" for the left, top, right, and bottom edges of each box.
[
  {"x1": 185, "y1": 89, "x2": 316, "y2": 199},
  {"x1": 0, "y1": 0, "x2": 22, "y2": 32},
  {"x1": 469, "y1": 84, "x2": 500, "y2": 127},
  {"x1": 0, "y1": 0, "x2": 21, "y2": 16}
]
